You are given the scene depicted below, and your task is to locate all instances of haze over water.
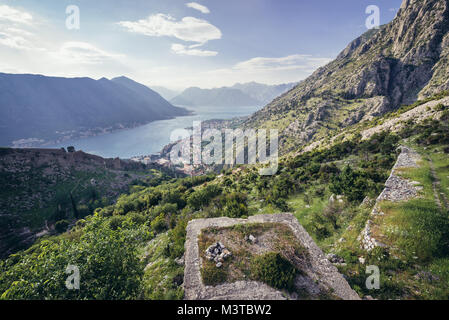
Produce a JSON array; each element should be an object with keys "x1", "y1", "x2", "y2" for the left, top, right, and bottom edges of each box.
[{"x1": 51, "y1": 105, "x2": 261, "y2": 159}]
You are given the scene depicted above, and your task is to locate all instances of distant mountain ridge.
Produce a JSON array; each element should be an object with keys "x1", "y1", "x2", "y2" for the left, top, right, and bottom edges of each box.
[
  {"x1": 231, "y1": 81, "x2": 297, "y2": 105},
  {"x1": 171, "y1": 86, "x2": 261, "y2": 107},
  {"x1": 151, "y1": 86, "x2": 180, "y2": 101},
  {"x1": 170, "y1": 82, "x2": 297, "y2": 107},
  {"x1": 0, "y1": 74, "x2": 189, "y2": 147}
]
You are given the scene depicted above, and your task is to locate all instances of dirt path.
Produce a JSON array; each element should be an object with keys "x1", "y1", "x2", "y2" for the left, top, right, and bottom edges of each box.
[{"x1": 428, "y1": 157, "x2": 449, "y2": 211}]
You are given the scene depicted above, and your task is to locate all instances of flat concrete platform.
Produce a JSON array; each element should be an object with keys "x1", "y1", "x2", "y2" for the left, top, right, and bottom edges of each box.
[{"x1": 184, "y1": 213, "x2": 360, "y2": 300}]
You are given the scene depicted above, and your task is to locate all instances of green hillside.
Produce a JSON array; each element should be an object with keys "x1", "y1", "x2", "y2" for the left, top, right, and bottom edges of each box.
[{"x1": 2, "y1": 95, "x2": 448, "y2": 299}]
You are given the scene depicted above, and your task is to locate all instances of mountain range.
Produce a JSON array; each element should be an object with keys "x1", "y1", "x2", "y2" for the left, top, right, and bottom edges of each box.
[
  {"x1": 243, "y1": 0, "x2": 449, "y2": 154},
  {"x1": 150, "y1": 86, "x2": 180, "y2": 101},
  {"x1": 0, "y1": 74, "x2": 189, "y2": 147},
  {"x1": 170, "y1": 82, "x2": 297, "y2": 107},
  {"x1": 2, "y1": 0, "x2": 449, "y2": 301}
]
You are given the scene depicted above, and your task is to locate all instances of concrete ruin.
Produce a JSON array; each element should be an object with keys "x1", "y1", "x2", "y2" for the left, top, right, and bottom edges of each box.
[{"x1": 184, "y1": 213, "x2": 360, "y2": 300}]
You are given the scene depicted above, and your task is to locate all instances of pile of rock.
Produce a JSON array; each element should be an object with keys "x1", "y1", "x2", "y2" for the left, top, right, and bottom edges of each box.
[
  {"x1": 244, "y1": 234, "x2": 257, "y2": 244},
  {"x1": 205, "y1": 242, "x2": 232, "y2": 268},
  {"x1": 326, "y1": 253, "x2": 345, "y2": 265}
]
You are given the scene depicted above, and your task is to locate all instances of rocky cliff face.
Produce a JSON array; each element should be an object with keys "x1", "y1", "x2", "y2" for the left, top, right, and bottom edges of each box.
[{"x1": 244, "y1": 0, "x2": 449, "y2": 152}]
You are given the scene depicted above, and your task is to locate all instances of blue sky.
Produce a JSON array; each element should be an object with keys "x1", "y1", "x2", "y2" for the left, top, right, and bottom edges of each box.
[{"x1": 0, "y1": 0, "x2": 403, "y2": 90}]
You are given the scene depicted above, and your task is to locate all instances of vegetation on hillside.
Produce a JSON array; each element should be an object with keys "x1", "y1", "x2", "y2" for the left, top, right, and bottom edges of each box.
[{"x1": 1, "y1": 97, "x2": 449, "y2": 300}]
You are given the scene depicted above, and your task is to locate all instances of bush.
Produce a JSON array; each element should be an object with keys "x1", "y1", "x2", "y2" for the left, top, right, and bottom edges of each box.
[
  {"x1": 330, "y1": 166, "x2": 371, "y2": 202},
  {"x1": 108, "y1": 215, "x2": 124, "y2": 230},
  {"x1": 0, "y1": 216, "x2": 145, "y2": 300},
  {"x1": 220, "y1": 192, "x2": 248, "y2": 218},
  {"x1": 169, "y1": 218, "x2": 188, "y2": 258},
  {"x1": 77, "y1": 204, "x2": 90, "y2": 218},
  {"x1": 435, "y1": 103, "x2": 446, "y2": 111},
  {"x1": 151, "y1": 214, "x2": 168, "y2": 233},
  {"x1": 201, "y1": 262, "x2": 227, "y2": 286},
  {"x1": 187, "y1": 184, "x2": 222, "y2": 210},
  {"x1": 161, "y1": 189, "x2": 186, "y2": 209},
  {"x1": 55, "y1": 220, "x2": 69, "y2": 233},
  {"x1": 250, "y1": 252, "x2": 297, "y2": 291},
  {"x1": 126, "y1": 212, "x2": 146, "y2": 226}
]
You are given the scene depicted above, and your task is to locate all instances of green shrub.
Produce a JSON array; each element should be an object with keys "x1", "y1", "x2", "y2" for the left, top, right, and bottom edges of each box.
[
  {"x1": 330, "y1": 166, "x2": 371, "y2": 202},
  {"x1": 108, "y1": 215, "x2": 124, "y2": 230},
  {"x1": 250, "y1": 252, "x2": 297, "y2": 291},
  {"x1": 161, "y1": 189, "x2": 186, "y2": 209},
  {"x1": 0, "y1": 216, "x2": 145, "y2": 300},
  {"x1": 126, "y1": 212, "x2": 147, "y2": 226},
  {"x1": 169, "y1": 218, "x2": 188, "y2": 258},
  {"x1": 55, "y1": 220, "x2": 69, "y2": 233},
  {"x1": 187, "y1": 184, "x2": 222, "y2": 210},
  {"x1": 435, "y1": 103, "x2": 446, "y2": 111},
  {"x1": 216, "y1": 192, "x2": 248, "y2": 218},
  {"x1": 77, "y1": 204, "x2": 90, "y2": 218},
  {"x1": 201, "y1": 262, "x2": 227, "y2": 286},
  {"x1": 151, "y1": 214, "x2": 168, "y2": 233}
]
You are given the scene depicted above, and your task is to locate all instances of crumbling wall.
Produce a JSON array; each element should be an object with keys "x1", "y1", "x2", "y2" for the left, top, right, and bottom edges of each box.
[{"x1": 360, "y1": 146, "x2": 422, "y2": 250}]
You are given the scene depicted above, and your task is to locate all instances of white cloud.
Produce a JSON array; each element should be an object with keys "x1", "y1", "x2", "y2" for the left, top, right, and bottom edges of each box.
[
  {"x1": 0, "y1": 5, "x2": 36, "y2": 50},
  {"x1": 171, "y1": 43, "x2": 217, "y2": 56},
  {"x1": 56, "y1": 42, "x2": 122, "y2": 64},
  {"x1": 184, "y1": 54, "x2": 332, "y2": 88},
  {"x1": 0, "y1": 27, "x2": 40, "y2": 50},
  {"x1": 186, "y1": 2, "x2": 210, "y2": 14},
  {"x1": 234, "y1": 55, "x2": 332, "y2": 72},
  {"x1": 118, "y1": 13, "x2": 221, "y2": 44},
  {"x1": 0, "y1": 6, "x2": 129, "y2": 79},
  {"x1": 0, "y1": 5, "x2": 33, "y2": 24},
  {"x1": 0, "y1": 33, "x2": 30, "y2": 50}
]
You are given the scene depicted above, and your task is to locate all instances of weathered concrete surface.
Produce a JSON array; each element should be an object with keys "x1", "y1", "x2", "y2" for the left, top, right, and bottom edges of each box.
[{"x1": 184, "y1": 213, "x2": 360, "y2": 300}]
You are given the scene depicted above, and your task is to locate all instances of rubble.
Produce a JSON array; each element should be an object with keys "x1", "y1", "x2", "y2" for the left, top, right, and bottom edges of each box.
[
  {"x1": 326, "y1": 253, "x2": 345, "y2": 264},
  {"x1": 205, "y1": 242, "x2": 232, "y2": 267},
  {"x1": 244, "y1": 234, "x2": 257, "y2": 244}
]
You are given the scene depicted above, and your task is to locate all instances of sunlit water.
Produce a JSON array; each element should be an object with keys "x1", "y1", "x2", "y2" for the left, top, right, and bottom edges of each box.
[{"x1": 50, "y1": 105, "x2": 261, "y2": 159}]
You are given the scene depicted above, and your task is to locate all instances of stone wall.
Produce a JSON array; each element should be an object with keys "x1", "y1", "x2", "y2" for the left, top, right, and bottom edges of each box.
[{"x1": 360, "y1": 146, "x2": 421, "y2": 250}]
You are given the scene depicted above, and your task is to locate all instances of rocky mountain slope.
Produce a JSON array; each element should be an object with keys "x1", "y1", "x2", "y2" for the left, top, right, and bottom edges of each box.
[
  {"x1": 0, "y1": 74, "x2": 189, "y2": 147},
  {"x1": 244, "y1": 0, "x2": 449, "y2": 153}
]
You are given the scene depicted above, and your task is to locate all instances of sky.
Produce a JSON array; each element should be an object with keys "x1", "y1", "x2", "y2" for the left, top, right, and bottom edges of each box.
[{"x1": 0, "y1": 0, "x2": 403, "y2": 90}]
